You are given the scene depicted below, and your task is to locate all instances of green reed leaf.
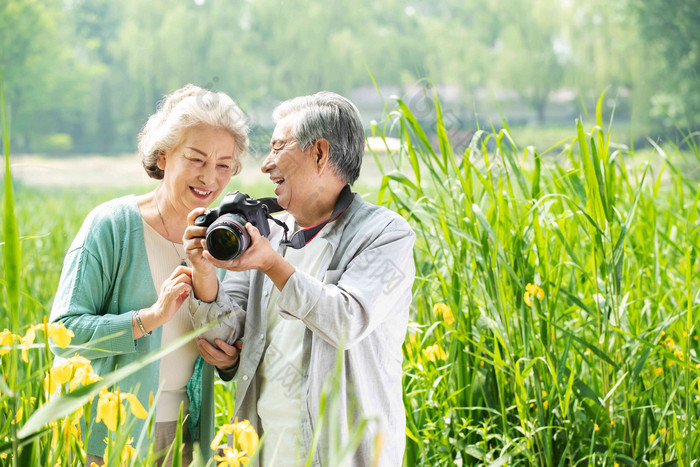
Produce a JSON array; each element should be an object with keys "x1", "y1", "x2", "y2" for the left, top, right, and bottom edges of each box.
[
  {"x1": 1, "y1": 70, "x2": 21, "y2": 332},
  {"x1": 18, "y1": 322, "x2": 214, "y2": 439}
]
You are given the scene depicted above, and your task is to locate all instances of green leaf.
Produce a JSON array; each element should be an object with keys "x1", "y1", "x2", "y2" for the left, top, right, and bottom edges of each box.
[
  {"x1": 531, "y1": 149, "x2": 541, "y2": 199},
  {"x1": 574, "y1": 378, "x2": 603, "y2": 408},
  {"x1": 18, "y1": 322, "x2": 215, "y2": 439},
  {"x1": 1, "y1": 70, "x2": 21, "y2": 333},
  {"x1": 471, "y1": 204, "x2": 495, "y2": 242},
  {"x1": 385, "y1": 171, "x2": 418, "y2": 192}
]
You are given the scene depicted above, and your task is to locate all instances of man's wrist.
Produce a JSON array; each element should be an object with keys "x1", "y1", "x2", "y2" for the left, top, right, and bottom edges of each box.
[
  {"x1": 192, "y1": 272, "x2": 219, "y2": 303},
  {"x1": 261, "y1": 253, "x2": 282, "y2": 276},
  {"x1": 217, "y1": 361, "x2": 239, "y2": 381},
  {"x1": 264, "y1": 255, "x2": 296, "y2": 291}
]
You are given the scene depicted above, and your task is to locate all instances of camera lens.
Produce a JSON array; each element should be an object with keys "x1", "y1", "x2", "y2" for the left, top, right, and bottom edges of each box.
[{"x1": 205, "y1": 213, "x2": 250, "y2": 260}]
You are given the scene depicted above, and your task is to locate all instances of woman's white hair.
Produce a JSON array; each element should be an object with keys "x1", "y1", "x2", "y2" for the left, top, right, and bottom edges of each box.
[{"x1": 138, "y1": 84, "x2": 249, "y2": 179}]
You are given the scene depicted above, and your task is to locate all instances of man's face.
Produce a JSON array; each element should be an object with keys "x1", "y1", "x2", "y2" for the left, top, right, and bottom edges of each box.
[{"x1": 261, "y1": 114, "x2": 321, "y2": 221}]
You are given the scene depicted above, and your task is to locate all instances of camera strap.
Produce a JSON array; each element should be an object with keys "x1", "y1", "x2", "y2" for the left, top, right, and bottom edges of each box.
[{"x1": 260, "y1": 184, "x2": 354, "y2": 249}]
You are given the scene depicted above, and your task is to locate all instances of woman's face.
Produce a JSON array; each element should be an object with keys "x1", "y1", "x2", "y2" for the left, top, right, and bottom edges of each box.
[{"x1": 158, "y1": 124, "x2": 237, "y2": 217}]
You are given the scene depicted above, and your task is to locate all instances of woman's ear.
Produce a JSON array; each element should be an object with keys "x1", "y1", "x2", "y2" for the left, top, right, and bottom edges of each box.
[
  {"x1": 156, "y1": 150, "x2": 166, "y2": 171},
  {"x1": 313, "y1": 139, "x2": 331, "y2": 173}
]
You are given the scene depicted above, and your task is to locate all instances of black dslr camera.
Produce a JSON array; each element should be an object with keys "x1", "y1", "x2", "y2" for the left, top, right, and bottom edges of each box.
[{"x1": 194, "y1": 191, "x2": 271, "y2": 261}]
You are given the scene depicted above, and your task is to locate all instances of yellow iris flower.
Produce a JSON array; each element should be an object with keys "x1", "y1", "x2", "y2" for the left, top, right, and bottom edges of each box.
[
  {"x1": 45, "y1": 354, "x2": 102, "y2": 395},
  {"x1": 524, "y1": 283, "x2": 545, "y2": 307},
  {"x1": 215, "y1": 446, "x2": 247, "y2": 467},
  {"x1": 107, "y1": 437, "x2": 136, "y2": 466},
  {"x1": 95, "y1": 388, "x2": 147, "y2": 431},
  {"x1": 432, "y1": 303, "x2": 455, "y2": 325},
  {"x1": 1, "y1": 322, "x2": 72, "y2": 359},
  {"x1": 20, "y1": 327, "x2": 36, "y2": 362},
  {"x1": 69, "y1": 363, "x2": 102, "y2": 392},
  {"x1": 18, "y1": 322, "x2": 74, "y2": 362},
  {"x1": 48, "y1": 408, "x2": 83, "y2": 450},
  {"x1": 422, "y1": 344, "x2": 447, "y2": 362},
  {"x1": 211, "y1": 419, "x2": 259, "y2": 458},
  {"x1": 1, "y1": 329, "x2": 15, "y2": 355},
  {"x1": 405, "y1": 333, "x2": 419, "y2": 359},
  {"x1": 47, "y1": 322, "x2": 74, "y2": 348},
  {"x1": 89, "y1": 437, "x2": 136, "y2": 467},
  {"x1": 45, "y1": 360, "x2": 73, "y2": 395}
]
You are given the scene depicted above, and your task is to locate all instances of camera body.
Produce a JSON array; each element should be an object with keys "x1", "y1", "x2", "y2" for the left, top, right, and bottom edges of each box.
[{"x1": 194, "y1": 191, "x2": 271, "y2": 260}]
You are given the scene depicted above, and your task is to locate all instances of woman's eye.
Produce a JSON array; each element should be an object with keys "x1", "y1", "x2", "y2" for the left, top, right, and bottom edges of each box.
[{"x1": 186, "y1": 156, "x2": 204, "y2": 164}]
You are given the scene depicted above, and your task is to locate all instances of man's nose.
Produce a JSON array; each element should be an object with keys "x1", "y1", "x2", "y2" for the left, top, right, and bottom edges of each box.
[{"x1": 261, "y1": 151, "x2": 276, "y2": 173}]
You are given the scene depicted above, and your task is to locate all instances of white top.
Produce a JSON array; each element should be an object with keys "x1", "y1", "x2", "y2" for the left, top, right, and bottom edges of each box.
[
  {"x1": 257, "y1": 235, "x2": 332, "y2": 467},
  {"x1": 142, "y1": 219, "x2": 199, "y2": 422}
]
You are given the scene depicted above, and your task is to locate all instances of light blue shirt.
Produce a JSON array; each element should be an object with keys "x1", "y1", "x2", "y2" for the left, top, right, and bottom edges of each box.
[{"x1": 190, "y1": 193, "x2": 415, "y2": 466}]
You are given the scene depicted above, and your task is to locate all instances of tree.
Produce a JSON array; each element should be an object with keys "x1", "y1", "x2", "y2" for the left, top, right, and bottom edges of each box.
[
  {"x1": 493, "y1": 0, "x2": 565, "y2": 124},
  {"x1": 631, "y1": 0, "x2": 700, "y2": 129}
]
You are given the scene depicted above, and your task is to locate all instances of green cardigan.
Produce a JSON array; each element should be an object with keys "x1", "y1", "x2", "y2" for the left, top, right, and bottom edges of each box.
[{"x1": 49, "y1": 195, "x2": 214, "y2": 458}]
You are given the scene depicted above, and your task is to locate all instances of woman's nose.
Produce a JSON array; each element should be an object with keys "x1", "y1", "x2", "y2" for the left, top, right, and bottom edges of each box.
[{"x1": 199, "y1": 162, "x2": 216, "y2": 183}]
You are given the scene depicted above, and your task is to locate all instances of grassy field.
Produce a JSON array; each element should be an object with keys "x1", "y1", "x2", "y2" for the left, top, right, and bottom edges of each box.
[{"x1": 2, "y1": 90, "x2": 700, "y2": 466}]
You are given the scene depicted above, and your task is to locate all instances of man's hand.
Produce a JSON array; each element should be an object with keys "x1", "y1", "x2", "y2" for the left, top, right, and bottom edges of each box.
[
  {"x1": 196, "y1": 337, "x2": 243, "y2": 370},
  {"x1": 204, "y1": 223, "x2": 296, "y2": 290},
  {"x1": 184, "y1": 208, "x2": 219, "y2": 302},
  {"x1": 203, "y1": 223, "x2": 277, "y2": 272},
  {"x1": 184, "y1": 208, "x2": 217, "y2": 273}
]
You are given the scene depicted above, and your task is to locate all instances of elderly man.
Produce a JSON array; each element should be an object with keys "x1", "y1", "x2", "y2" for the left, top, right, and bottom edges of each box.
[{"x1": 184, "y1": 92, "x2": 415, "y2": 466}]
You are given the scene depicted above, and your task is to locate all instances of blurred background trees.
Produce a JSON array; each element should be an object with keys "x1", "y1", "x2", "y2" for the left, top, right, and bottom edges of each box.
[{"x1": 0, "y1": 0, "x2": 697, "y2": 154}]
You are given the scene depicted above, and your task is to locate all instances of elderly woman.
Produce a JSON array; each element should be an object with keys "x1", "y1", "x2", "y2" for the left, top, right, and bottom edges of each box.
[{"x1": 49, "y1": 84, "x2": 248, "y2": 464}]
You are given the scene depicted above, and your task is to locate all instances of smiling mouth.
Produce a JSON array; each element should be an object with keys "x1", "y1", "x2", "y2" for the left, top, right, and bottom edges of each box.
[
  {"x1": 271, "y1": 177, "x2": 285, "y2": 185},
  {"x1": 191, "y1": 187, "x2": 213, "y2": 198}
]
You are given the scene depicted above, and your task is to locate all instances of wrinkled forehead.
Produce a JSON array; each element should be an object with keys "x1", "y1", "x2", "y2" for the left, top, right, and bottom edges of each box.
[{"x1": 270, "y1": 113, "x2": 298, "y2": 143}]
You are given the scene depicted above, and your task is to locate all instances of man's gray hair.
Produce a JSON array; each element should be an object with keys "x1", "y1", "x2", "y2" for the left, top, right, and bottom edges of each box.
[
  {"x1": 138, "y1": 84, "x2": 249, "y2": 179},
  {"x1": 272, "y1": 91, "x2": 364, "y2": 185}
]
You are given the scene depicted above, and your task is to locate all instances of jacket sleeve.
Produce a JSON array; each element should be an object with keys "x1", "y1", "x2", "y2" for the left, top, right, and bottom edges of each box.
[
  {"x1": 50, "y1": 244, "x2": 137, "y2": 360},
  {"x1": 187, "y1": 270, "x2": 250, "y2": 345},
  {"x1": 276, "y1": 220, "x2": 415, "y2": 349}
]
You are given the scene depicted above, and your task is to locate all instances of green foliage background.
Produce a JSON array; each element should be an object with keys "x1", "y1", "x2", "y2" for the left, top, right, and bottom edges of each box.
[{"x1": 1, "y1": 0, "x2": 699, "y2": 153}]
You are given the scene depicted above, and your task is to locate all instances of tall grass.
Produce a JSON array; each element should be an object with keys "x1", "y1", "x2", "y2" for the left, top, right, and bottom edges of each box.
[
  {"x1": 2, "y1": 81, "x2": 699, "y2": 465},
  {"x1": 373, "y1": 88, "x2": 700, "y2": 465}
]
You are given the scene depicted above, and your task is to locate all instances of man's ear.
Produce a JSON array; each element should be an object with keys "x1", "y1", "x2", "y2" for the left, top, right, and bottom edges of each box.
[{"x1": 313, "y1": 139, "x2": 331, "y2": 173}]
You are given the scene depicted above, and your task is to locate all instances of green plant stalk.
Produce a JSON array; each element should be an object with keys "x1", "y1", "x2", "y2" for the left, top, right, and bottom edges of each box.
[
  {"x1": 1, "y1": 71, "x2": 20, "y2": 335},
  {"x1": 1, "y1": 68, "x2": 22, "y2": 467},
  {"x1": 683, "y1": 189, "x2": 699, "y2": 466}
]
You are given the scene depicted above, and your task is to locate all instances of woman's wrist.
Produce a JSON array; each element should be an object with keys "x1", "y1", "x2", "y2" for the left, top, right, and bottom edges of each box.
[
  {"x1": 133, "y1": 305, "x2": 163, "y2": 339},
  {"x1": 132, "y1": 308, "x2": 153, "y2": 339},
  {"x1": 134, "y1": 309, "x2": 151, "y2": 336}
]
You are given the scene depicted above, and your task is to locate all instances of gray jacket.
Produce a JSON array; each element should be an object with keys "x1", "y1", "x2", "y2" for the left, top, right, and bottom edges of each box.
[{"x1": 190, "y1": 193, "x2": 415, "y2": 466}]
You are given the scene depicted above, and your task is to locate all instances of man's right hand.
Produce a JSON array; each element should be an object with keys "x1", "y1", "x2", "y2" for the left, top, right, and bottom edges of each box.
[{"x1": 185, "y1": 208, "x2": 219, "y2": 302}]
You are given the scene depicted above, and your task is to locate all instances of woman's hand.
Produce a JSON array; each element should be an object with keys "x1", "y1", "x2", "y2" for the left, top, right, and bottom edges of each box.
[
  {"x1": 196, "y1": 337, "x2": 243, "y2": 370},
  {"x1": 135, "y1": 265, "x2": 192, "y2": 338}
]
